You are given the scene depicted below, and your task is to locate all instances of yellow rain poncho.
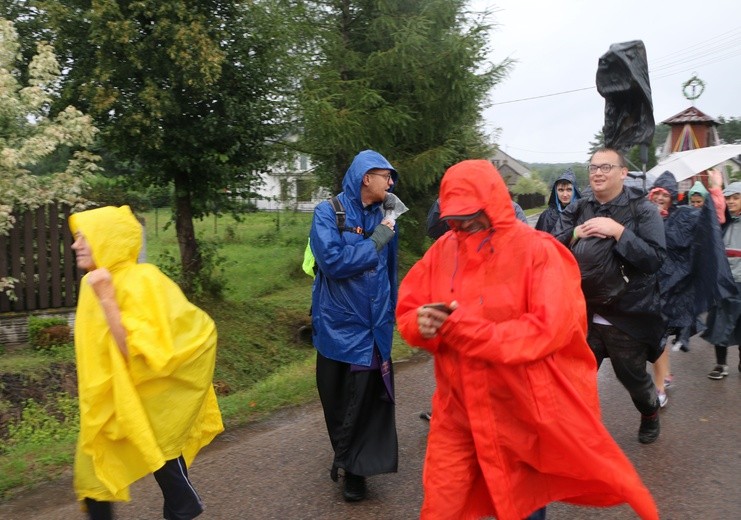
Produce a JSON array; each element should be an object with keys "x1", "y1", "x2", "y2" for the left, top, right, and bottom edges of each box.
[{"x1": 69, "y1": 206, "x2": 223, "y2": 502}]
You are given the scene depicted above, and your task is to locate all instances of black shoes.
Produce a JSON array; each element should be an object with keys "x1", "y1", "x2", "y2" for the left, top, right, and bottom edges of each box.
[
  {"x1": 343, "y1": 472, "x2": 367, "y2": 502},
  {"x1": 638, "y1": 412, "x2": 660, "y2": 444}
]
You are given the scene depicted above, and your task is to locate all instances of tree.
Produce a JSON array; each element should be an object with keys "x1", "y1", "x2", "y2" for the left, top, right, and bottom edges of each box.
[
  {"x1": 0, "y1": 18, "x2": 99, "y2": 230},
  {"x1": 34, "y1": 0, "x2": 300, "y2": 292},
  {"x1": 587, "y1": 130, "x2": 657, "y2": 171},
  {"x1": 717, "y1": 116, "x2": 741, "y2": 144},
  {"x1": 530, "y1": 163, "x2": 588, "y2": 192},
  {"x1": 297, "y1": 0, "x2": 511, "y2": 250},
  {"x1": 511, "y1": 176, "x2": 547, "y2": 197},
  {"x1": 0, "y1": 18, "x2": 99, "y2": 297}
]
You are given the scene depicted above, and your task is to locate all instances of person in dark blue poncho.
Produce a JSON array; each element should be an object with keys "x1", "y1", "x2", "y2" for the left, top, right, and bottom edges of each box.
[
  {"x1": 648, "y1": 169, "x2": 735, "y2": 401},
  {"x1": 535, "y1": 168, "x2": 582, "y2": 233}
]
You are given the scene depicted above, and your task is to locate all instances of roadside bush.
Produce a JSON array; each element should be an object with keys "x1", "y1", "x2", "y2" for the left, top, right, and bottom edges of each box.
[
  {"x1": 27, "y1": 317, "x2": 71, "y2": 351},
  {"x1": 4, "y1": 394, "x2": 78, "y2": 450}
]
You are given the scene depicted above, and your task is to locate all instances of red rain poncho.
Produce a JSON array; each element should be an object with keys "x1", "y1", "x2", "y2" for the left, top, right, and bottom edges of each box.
[{"x1": 396, "y1": 161, "x2": 658, "y2": 520}]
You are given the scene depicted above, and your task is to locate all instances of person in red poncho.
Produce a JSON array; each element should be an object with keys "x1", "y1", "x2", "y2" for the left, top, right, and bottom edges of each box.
[{"x1": 396, "y1": 160, "x2": 659, "y2": 520}]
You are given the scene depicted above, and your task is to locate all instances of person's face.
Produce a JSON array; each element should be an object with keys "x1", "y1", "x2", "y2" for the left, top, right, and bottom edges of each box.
[
  {"x1": 555, "y1": 182, "x2": 573, "y2": 205},
  {"x1": 689, "y1": 194, "x2": 705, "y2": 208},
  {"x1": 726, "y1": 193, "x2": 741, "y2": 216},
  {"x1": 448, "y1": 212, "x2": 491, "y2": 234},
  {"x1": 363, "y1": 168, "x2": 394, "y2": 204},
  {"x1": 651, "y1": 190, "x2": 672, "y2": 211},
  {"x1": 588, "y1": 150, "x2": 628, "y2": 202},
  {"x1": 71, "y1": 232, "x2": 96, "y2": 271}
]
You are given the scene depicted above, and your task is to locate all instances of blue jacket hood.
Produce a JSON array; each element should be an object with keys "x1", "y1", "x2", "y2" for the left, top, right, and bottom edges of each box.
[
  {"x1": 341, "y1": 150, "x2": 397, "y2": 207},
  {"x1": 548, "y1": 168, "x2": 582, "y2": 212}
]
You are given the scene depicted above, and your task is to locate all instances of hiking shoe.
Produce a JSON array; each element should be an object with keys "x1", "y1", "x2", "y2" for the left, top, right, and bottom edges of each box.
[
  {"x1": 657, "y1": 390, "x2": 668, "y2": 408},
  {"x1": 343, "y1": 473, "x2": 367, "y2": 502},
  {"x1": 638, "y1": 413, "x2": 660, "y2": 444},
  {"x1": 419, "y1": 411, "x2": 432, "y2": 421},
  {"x1": 708, "y1": 365, "x2": 729, "y2": 380}
]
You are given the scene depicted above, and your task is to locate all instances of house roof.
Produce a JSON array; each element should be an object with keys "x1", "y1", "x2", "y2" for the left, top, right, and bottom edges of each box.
[
  {"x1": 662, "y1": 106, "x2": 718, "y2": 125},
  {"x1": 490, "y1": 149, "x2": 531, "y2": 179}
]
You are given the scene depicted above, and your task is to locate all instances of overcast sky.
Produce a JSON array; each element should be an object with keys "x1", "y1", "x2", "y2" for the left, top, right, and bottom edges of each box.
[{"x1": 473, "y1": 0, "x2": 741, "y2": 164}]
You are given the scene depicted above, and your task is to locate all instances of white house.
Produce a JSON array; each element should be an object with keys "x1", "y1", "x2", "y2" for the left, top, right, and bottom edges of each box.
[{"x1": 243, "y1": 152, "x2": 328, "y2": 212}]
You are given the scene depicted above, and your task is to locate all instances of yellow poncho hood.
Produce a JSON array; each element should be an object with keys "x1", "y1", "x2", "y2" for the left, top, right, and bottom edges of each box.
[{"x1": 70, "y1": 206, "x2": 223, "y2": 501}]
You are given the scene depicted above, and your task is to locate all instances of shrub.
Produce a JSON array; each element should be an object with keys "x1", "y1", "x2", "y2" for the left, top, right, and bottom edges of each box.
[
  {"x1": 27, "y1": 317, "x2": 71, "y2": 351},
  {"x1": 3, "y1": 394, "x2": 79, "y2": 452}
]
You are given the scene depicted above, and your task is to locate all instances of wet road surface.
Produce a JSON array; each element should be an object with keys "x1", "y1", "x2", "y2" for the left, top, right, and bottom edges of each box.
[{"x1": 1, "y1": 336, "x2": 739, "y2": 519}]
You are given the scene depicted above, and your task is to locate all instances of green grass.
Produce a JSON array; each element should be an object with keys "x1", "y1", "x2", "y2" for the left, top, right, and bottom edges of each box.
[{"x1": 0, "y1": 208, "x2": 418, "y2": 500}]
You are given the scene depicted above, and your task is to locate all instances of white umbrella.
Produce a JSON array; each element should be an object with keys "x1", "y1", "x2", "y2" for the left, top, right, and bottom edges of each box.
[{"x1": 646, "y1": 144, "x2": 741, "y2": 182}]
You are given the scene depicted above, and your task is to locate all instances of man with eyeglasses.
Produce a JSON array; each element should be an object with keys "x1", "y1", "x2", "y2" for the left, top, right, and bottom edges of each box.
[
  {"x1": 553, "y1": 147, "x2": 666, "y2": 444},
  {"x1": 309, "y1": 149, "x2": 399, "y2": 502}
]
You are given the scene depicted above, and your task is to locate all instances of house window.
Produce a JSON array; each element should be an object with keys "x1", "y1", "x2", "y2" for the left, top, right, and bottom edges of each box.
[
  {"x1": 296, "y1": 179, "x2": 312, "y2": 201},
  {"x1": 280, "y1": 179, "x2": 290, "y2": 201},
  {"x1": 299, "y1": 155, "x2": 309, "y2": 171}
]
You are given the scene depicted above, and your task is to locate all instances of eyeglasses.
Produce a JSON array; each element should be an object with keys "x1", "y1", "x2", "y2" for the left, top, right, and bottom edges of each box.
[
  {"x1": 588, "y1": 163, "x2": 623, "y2": 174},
  {"x1": 367, "y1": 172, "x2": 393, "y2": 182}
]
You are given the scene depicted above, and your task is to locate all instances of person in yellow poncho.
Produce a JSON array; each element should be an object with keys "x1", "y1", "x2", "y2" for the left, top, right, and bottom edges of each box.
[{"x1": 69, "y1": 205, "x2": 223, "y2": 520}]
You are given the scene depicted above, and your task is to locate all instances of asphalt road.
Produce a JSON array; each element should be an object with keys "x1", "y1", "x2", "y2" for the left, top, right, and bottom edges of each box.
[{"x1": 1, "y1": 336, "x2": 739, "y2": 520}]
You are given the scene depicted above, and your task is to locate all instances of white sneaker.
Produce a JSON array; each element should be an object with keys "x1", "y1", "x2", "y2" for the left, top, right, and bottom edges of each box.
[
  {"x1": 658, "y1": 390, "x2": 668, "y2": 408},
  {"x1": 671, "y1": 341, "x2": 682, "y2": 352}
]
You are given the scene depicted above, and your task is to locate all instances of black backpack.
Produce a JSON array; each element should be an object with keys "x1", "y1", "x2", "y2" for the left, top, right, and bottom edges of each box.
[{"x1": 570, "y1": 197, "x2": 639, "y2": 306}]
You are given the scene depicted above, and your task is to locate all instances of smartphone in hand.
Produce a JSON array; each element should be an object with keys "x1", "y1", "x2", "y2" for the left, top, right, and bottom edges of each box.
[{"x1": 424, "y1": 303, "x2": 453, "y2": 315}]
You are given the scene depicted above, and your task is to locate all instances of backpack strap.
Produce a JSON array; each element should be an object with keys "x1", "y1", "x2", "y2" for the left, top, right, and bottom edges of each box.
[{"x1": 329, "y1": 196, "x2": 365, "y2": 236}]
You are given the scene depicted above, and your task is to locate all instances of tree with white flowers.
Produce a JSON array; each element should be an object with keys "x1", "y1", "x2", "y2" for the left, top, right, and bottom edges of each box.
[{"x1": 0, "y1": 18, "x2": 99, "y2": 297}]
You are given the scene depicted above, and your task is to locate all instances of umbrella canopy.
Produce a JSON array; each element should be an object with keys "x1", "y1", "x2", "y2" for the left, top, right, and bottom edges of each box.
[{"x1": 646, "y1": 144, "x2": 741, "y2": 183}]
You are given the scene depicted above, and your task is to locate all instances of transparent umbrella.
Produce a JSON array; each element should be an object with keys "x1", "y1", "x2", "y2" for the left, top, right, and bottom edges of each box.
[{"x1": 646, "y1": 144, "x2": 741, "y2": 183}]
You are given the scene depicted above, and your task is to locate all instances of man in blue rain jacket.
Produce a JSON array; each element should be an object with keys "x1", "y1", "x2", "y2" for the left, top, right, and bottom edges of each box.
[{"x1": 309, "y1": 149, "x2": 399, "y2": 503}]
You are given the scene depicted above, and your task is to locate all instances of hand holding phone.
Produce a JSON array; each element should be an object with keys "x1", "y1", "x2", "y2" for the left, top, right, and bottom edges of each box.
[{"x1": 424, "y1": 303, "x2": 454, "y2": 315}]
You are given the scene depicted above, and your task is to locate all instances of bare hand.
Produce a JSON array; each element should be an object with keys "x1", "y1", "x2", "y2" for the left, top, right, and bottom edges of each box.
[
  {"x1": 87, "y1": 268, "x2": 116, "y2": 301},
  {"x1": 380, "y1": 218, "x2": 395, "y2": 230},
  {"x1": 417, "y1": 301, "x2": 458, "y2": 339},
  {"x1": 576, "y1": 217, "x2": 624, "y2": 241},
  {"x1": 708, "y1": 168, "x2": 723, "y2": 188}
]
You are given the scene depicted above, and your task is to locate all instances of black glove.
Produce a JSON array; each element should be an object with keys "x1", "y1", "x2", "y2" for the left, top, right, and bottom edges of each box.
[{"x1": 370, "y1": 224, "x2": 395, "y2": 251}]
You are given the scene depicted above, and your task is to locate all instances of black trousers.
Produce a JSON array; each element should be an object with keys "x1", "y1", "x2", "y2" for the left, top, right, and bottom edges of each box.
[
  {"x1": 588, "y1": 323, "x2": 659, "y2": 416},
  {"x1": 316, "y1": 351, "x2": 398, "y2": 477},
  {"x1": 84, "y1": 455, "x2": 203, "y2": 520}
]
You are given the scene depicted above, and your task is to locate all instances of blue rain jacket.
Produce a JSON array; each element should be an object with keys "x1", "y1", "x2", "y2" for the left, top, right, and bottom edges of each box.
[{"x1": 309, "y1": 150, "x2": 399, "y2": 365}]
